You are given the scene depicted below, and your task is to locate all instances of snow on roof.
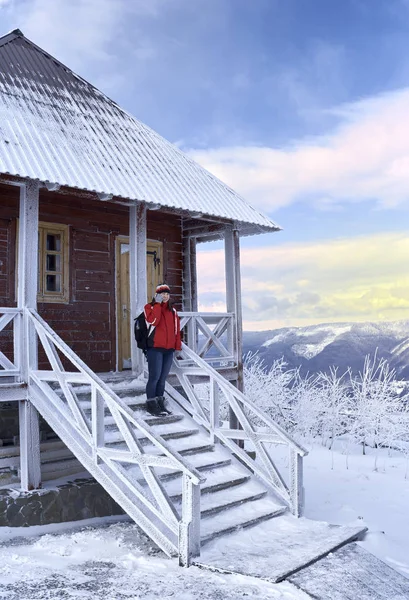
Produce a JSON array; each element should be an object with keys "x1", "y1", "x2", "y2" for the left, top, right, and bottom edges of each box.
[{"x1": 0, "y1": 30, "x2": 279, "y2": 236}]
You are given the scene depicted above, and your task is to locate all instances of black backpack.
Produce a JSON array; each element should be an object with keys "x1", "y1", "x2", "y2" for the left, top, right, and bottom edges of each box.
[{"x1": 134, "y1": 312, "x2": 155, "y2": 354}]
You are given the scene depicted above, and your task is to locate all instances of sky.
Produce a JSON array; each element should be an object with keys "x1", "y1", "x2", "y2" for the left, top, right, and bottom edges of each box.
[{"x1": 1, "y1": 0, "x2": 409, "y2": 330}]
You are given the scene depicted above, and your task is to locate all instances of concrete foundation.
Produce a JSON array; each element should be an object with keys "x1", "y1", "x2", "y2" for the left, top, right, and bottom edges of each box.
[{"x1": 0, "y1": 478, "x2": 125, "y2": 527}]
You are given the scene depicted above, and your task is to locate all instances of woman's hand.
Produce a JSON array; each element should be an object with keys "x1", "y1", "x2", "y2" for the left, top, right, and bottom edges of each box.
[{"x1": 154, "y1": 293, "x2": 163, "y2": 303}]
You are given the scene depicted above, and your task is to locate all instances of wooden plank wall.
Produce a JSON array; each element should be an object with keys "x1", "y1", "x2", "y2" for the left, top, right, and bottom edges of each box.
[{"x1": 0, "y1": 183, "x2": 183, "y2": 372}]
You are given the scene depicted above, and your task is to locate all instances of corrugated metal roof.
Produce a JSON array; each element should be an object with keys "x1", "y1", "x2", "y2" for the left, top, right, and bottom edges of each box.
[{"x1": 0, "y1": 30, "x2": 279, "y2": 234}]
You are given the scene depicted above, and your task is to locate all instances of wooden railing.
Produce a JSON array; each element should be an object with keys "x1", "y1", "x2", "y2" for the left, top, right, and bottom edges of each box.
[
  {"x1": 0, "y1": 307, "x2": 22, "y2": 378},
  {"x1": 179, "y1": 312, "x2": 236, "y2": 367},
  {"x1": 15, "y1": 308, "x2": 204, "y2": 566},
  {"x1": 168, "y1": 343, "x2": 308, "y2": 516}
]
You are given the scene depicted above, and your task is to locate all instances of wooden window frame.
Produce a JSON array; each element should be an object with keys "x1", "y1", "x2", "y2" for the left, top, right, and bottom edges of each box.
[{"x1": 37, "y1": 222, "x2": 69, "y2": 304}]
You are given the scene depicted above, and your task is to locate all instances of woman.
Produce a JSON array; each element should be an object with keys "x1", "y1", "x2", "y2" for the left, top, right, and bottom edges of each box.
[{"x1": 144, "y1": 283, "x2": 182, "y2": 416}]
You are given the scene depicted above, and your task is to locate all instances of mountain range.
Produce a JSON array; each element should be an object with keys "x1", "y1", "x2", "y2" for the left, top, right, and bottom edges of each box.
[{"x1": 242, "y1": 320, "x2": 409, "y2": 379}]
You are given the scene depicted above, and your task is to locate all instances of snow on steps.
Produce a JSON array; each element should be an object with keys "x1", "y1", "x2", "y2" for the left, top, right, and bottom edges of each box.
[{"x1": 195, "y1": 513, "x2": 367, "y2": 583}]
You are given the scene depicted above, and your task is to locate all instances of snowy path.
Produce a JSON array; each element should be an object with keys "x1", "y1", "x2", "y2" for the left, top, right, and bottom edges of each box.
[{"x1": 0, "y1": 520, "x2": 308, "y2": 600}]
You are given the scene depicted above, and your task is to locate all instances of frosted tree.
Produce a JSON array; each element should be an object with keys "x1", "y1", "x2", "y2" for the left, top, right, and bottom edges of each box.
[
  {"x1": 291, "y1": 370, "x2": 322, "y2": 441},
  {"x1": 316, "y1": 366, "x2": 352, "y2": 450},
  {"x1": 349, "y1": 352, "x2": 403, "y2": 468},
  {"x1": 243, "y1": 353, "x2": 298, "y2": 431}
]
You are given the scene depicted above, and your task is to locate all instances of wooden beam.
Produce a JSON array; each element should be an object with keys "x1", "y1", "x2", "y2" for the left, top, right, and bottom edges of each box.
[
  {"x1": 183, "y1": 215, "x2": 235, "y2": 228},
  {"x1": 17, "y1": 180, "x2": 41, "y2": 491},
  {"x1": 130, "y1": 203, "x2": 147, "y2": 375},
  {"x1": 184, "y1": 224, "x2": 228, "y2": 238}
]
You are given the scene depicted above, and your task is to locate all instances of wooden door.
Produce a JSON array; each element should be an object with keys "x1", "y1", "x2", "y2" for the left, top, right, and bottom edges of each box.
[{"x1": 116, "y1": 238, "x2": 163, "y2": 370}]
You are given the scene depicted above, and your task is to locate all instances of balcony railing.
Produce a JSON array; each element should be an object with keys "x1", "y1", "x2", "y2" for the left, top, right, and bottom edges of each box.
[{"x1": 179, "y1": 312, "x2": 236, "y2": 367}]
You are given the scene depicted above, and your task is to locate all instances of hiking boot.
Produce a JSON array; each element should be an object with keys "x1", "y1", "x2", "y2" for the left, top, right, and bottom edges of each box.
[
  {"x1": 157, "y1": 395, "x2": 171, "y2": 415},
  {"x1": 146, "y1": 398, "x2": 161, "y2": 416}
]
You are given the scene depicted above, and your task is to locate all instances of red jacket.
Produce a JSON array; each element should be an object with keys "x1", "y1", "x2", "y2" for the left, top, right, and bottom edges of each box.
[{"x1": 144, "y1": 301, "x2": 182, "y2": 351}]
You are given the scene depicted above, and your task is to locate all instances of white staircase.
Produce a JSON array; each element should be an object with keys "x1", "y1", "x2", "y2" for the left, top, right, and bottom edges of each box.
[{"x1": 61, "y1": 376, "x2": 288, "y2": 546}]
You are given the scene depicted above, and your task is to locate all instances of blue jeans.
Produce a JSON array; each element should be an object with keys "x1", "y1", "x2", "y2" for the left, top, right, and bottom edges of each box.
[{"x1": 146, "y1": 348, "x2": 174, "y2": 399}]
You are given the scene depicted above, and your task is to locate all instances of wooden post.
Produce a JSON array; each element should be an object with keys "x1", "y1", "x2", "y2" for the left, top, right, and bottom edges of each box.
[
  {"x1": 233, "y1": 228, "x2": 244, "y2": 393},
  {"x1": 130, "y1": 202, "x2": 147, "y2": 375},
  {"x1": 189, "y1": 237, "x2": 198, "y2": 313},
  {"x1": 182, "y1": 234, "x2": 193, "y2": 349},
  {"x1": 18, "y1": 180, "x2": 41, "y2": 491},
  {"x1": 224, "y1": 226, "x2": 244, "y2": 443},
  {"x1": 190, "y1": 237, "x2": 198, "y2": 351},
  {"x1": 182, "y1": 234, "x2": 192, "y2": 312},
  {"x1": 224, "y1": 227, "x2": 235, "y2": 362}
]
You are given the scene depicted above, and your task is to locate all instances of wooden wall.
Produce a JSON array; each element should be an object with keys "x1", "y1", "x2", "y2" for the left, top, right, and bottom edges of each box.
[{"x1": 0, "y1": 183, "x2": 183, "y2": 372}]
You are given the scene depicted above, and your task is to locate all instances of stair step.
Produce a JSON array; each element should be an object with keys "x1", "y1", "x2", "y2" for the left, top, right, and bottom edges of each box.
[
  {"x1": 154, "y1": 449, "x2": 232, "y2": 482},
  {"x1": 173, "y1": 479, "x2": 268, "y2": 518},
  {"x1": 107, "y1": 433, "x2": 215, "y2": 457},
  {"x1": 165, "y1": 464, "x2": 250, "y2": 498},
  {"x1": 40, "y1": 447, "x2": 75, "y2": 464},
  {"x1": 200, "y1": 496, "x2": 287, "y2": 545},
  {"x1": 198, "y1": 481, "x2": 268, "y2": 517},
  {"x1": 99, "y1": 374, "x2": 145, "y2": 387},
  {"x1": 103, "y1": 413, "x2": 183, "y2": 428},
  {"x1": 41, "y1": 458, "x2": 83, "y2": 480},
  {"x1": 0, "y1": 440, "x2": 69, "y2": 465},
  {"x1": 72, "y1": 387, "x2": 146, "y2": 404},
  {"x1": 104, "y1": 425, "x2": 199, "y2": 445},
  {"x1": 79, "y1": 395, "x2": 147, "y2": 412}
]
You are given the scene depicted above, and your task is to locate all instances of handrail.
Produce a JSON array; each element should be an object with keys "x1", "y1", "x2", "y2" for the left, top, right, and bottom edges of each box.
[
  {"x1": 26, "y1": 308, "x2": 204, "y2": 565},
  {"x1": 168, "y1": 342, "x2": 308, "y2": 516}
]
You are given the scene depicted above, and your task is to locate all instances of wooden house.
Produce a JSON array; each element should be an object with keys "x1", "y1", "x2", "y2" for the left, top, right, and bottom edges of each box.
[{"x1": 0, "y1": 29, "x2": 313, "y2": 566}]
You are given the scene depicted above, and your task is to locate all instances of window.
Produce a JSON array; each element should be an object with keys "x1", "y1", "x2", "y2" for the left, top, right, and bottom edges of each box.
[{"x1": 38, "y1": 223, "x2": 69, "y2": 303}]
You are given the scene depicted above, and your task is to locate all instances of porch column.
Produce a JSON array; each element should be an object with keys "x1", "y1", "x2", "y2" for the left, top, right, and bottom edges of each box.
[
  {"x1": 225, "y1": 226, "x2": 244, "y2": 441},
  {"x1": 189, "y1": 237, "x2": 198, "y2": 313},
  {"x1": 130, "y1": 202, "x2": 147, "y2": 375},
  {"x1": 182, "y1": 235, "x2": 192, "y2": 312},
  {"x1": 182, "y1": 235, "x2": 198, "y2": 350},
  {"x1": 17, "y1": 179, "x2": 41, "y2": 491},
  {"x1": 232, "y1": 228, "x2": 244, "y2": 391},
  {"x1": 225, "y1": 226, "x2": 244, "y2": 385}
]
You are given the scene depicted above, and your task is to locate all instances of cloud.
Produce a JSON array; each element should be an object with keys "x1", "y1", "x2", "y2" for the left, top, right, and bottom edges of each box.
[
  {"x1": 274, "y1": 39, "x2": 348, "y2": 120},
  {"x1": 189, "y1": 87, "x2": 409, "y2": 213},
  {"x1": 197, "y1": 231, "x2": 409, "y2": 330},
  {"x1": 2, "y1": 0, "x2": 165, "y2": 80}
]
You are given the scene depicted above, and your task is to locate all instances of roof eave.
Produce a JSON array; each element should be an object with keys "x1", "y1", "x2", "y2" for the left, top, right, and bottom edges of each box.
[{"x1": 0, "y1": 172, "x2": 280, "y2": 236}]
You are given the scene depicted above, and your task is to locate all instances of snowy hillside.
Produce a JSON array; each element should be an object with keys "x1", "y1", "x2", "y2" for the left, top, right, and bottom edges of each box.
[{"x1": 242, "y1": 319, "x2": 409, "y2": 377}]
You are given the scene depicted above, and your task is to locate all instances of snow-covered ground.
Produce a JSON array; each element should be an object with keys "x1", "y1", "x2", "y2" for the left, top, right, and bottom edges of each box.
[
  {"x1": 303, "y1": 441, "x2": 409, "y2": 579},
  {"x1": 0, "y1": 443, "x2": 408, "y2": 599}
]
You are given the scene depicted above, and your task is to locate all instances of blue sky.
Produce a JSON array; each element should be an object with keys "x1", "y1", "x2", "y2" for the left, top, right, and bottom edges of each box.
[{"x1": 1, "y1": 0, "x2": 409, "y2": 329}]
